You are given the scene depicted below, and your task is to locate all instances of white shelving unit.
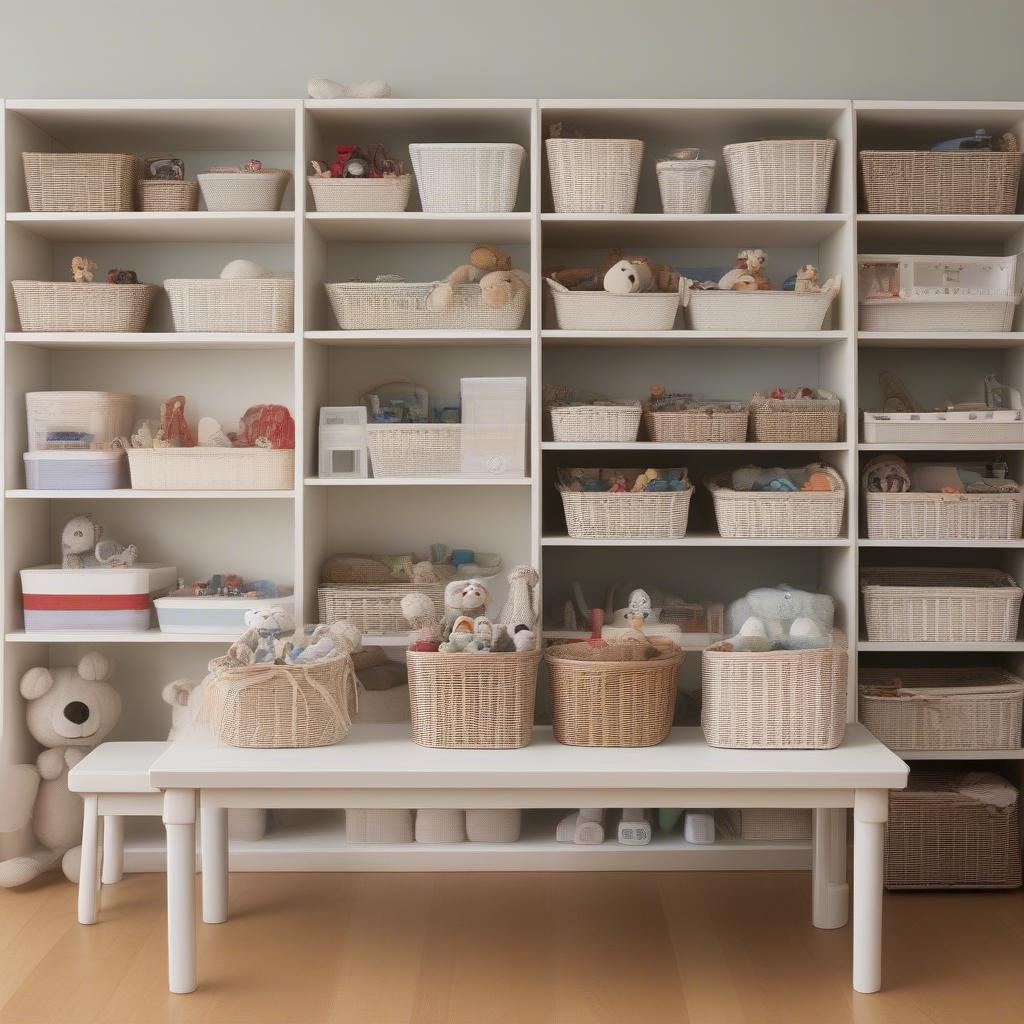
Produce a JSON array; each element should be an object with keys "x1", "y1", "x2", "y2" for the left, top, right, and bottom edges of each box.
[{"x1": 2, "y1": 97, "x2": 1022, "y2": 873}]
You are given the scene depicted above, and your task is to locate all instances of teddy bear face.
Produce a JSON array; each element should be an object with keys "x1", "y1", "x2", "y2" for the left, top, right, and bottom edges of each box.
[
  {"x1": 61, "y1": 514, "x2": 99, "y2": 556},
  {"x1": 243, "y1": 605, "x2": 294, "y2": 635},
  {"x1": 603, "y1": 259, "x2": 643, "y2": 294},
  {"x1": 23, "y1": 665, "x2": 121, "y2": 749}
]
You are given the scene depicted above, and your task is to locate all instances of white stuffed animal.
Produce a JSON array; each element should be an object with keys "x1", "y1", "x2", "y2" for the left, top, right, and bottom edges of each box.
[
  {"x1": 0, "y1": 653, "x2": 121, "y2": 886},
  {"x1": 440, "y1": 579, "x2": 491, "y2": 640},
  {"x1": 603, "y1": 259, "x2": 651, "y2": 294}
]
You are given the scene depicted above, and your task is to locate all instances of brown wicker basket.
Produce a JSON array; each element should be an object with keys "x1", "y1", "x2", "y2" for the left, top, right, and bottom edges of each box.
[
  {"x1": 12, "y1": 281, "x2": 159, "y2": 332},
  {"x1": 545, "y1": 638, "x2": 683, "y2": 747},
  {"x1": 138, "y1": 179, "x2": 199, "y2": 211},
  {"x1": 644, "y1": 407, "x2": 748, "y2": 443},
  {"x1": 860, "y1": 150, "x2": 1023, "y2": 214},
  {"x1": 747, "y1": 393, "x2": 841, "y2": 443},
  {"x1": 23, "y1": 152, "x2": 141, "y2": 212},
  {"x1": 405, "y1": 648, "x2": 540, "y2": 748}
]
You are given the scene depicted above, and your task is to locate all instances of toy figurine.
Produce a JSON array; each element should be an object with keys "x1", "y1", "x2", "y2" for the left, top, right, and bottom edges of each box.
[
  {"x1": 60, "y1": 515, "x2": 137, "y2": 570},
  {"x1": 70, "y1": 256, "x2": 97, "y2": 283}
]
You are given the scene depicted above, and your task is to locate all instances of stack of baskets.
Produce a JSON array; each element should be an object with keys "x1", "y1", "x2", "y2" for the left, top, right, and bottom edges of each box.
[
  {"x1": 724, "y1": 139, "x2": 837, "y2": 213},
  {"x1": 410, "y1": 143, "x2": 524, "y2": 212},
  {"x1": 12, "y1": 280, "x2": 160, "y2": 333},
  {"x1": 644, "y1": 400, "x2": 748, "y2": 443},
  {"x1": 308, "y1": 174, "x2": 414, "y2": 212},
  {"x1": 23, "y1": 152, "x2": 141, "y2": 211},
  {"x1": 546, "y1": 138, "x2": 644, "y2": 213},
  {"x1": 197, "y1": 168, "x2": 291, "y2": 211},
  {"x1": 549, "y1": 401, "x2": 642, "y2": 443},
  {"x1": 861, "y1": 567, "x2": 1023, "y2": 643},
  {"x1": 748, "y1": 391, "x2": 841, "y2": 443},
  {"x1": 558, "y1": 480, "x2": 694, "y2": 540},
  {"x1": 863, "y1": 487, "x2": 1024, "y2": 541},
  {"x1": 545, "y1": 280, "x2": 680, "y2": 331},
  {"x1": 165, "y1": 278, "x2": 294, "y2": 332}
]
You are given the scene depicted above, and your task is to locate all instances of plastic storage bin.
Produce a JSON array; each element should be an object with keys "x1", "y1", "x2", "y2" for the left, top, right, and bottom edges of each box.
[
  {"x1": 12, "y1": 281, "x2": 159, "y2": 332},
  {"x1": 723, "y1": 139, "x2": 836, "y2": 213},
  {"x1": 863, "y1": 410, "x2": 1024, "y2": 445},
  {"x1": 155, "y1": 592, "x2": 295, "y2": 634},
  {"x1": 307, "y1": 174, "x2": 413, "y2": 212},
  {"x1": 23, "y1": 450, "x2": 129, "y2": 490},
  {"x1": 165, "y1": 278, "x2": 294, "y2": 332},
  {"x1": 409, "y1": 143, "x2": 523, "y2": 212},
  {"x1": 545, "y1": 138, "x2": 643, "y2": 213},
  {"x1": 25, "y1": 391, "x2": 136, "y2": 452},
  {"x1": 197, "y1": 169, "x2": 290, "y2": 211},
  {"x1": 23, "y1": 152, "x2": 141, "y2": 212}
]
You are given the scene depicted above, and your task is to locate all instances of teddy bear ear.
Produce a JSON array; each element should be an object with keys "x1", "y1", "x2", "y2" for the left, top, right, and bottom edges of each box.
[
  {"x1": 329, "y1": 621, "x2": 362, "y2": 653},
  {"x1": 78, "y1": 651, "x2": 111, "y2": 682},
  {"x1": 20, "y1": 667, "x2": 53, "y2": 700},
  {"x1": 161, "y1": 679, "x2": 197, "y2": 707}
]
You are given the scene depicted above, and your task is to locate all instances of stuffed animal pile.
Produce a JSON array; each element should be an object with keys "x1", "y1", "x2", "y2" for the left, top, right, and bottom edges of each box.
[
  {"x1": 557, "y1": 466, "x2": 690, "y2": 494},
  {"x1": 710, "y1": 584, "x2": 835, "y2": 652},
  {"x1": 216, "y1": 607, "x2": 361, "y2": 669}
]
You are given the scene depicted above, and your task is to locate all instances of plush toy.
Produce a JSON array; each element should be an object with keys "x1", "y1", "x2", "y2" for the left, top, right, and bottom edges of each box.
[
  {"x1": 0, "y1": 653, "x2": 121, "y2": 886},
  {"x1": 282, "y1": 620, "x2": 362, "y2": 666},
  {"x1": 603, "y1": 259, "x2": 649, "y2": 294},
  {"x1": 718, "y1": 249, "x2": 770, "y2": 291},
  {"x1": 439, "y1": 615, "x2": 476, "y2": 652},
  {"x1": 70, "y1": 256, "x2": 97, "y2": 283},
  {"x1": 227, "y1": 605, "x2": 296, "y2": 665},
  {"x1": 511, "y1": 624, "x2": 536, "y2": 652},
  {"x1": 631, "y1": 468, "x2": 662, "y2": 492},
  {"x1": 60, "y1": 514, "x2": 138, "y2": 569},
  {"x1": 546, "y1": 250, "x2": 679, "y2": 294},
  {"x1": 401, "y1": 591, "x2": 441, "y2": 652},
  {"x1": 794, "y1": 264, "x2": 821, "y2": 293},
  {"x1": 724, "y1": 585, "x2": 834, "y2": 650},
  {"x1": 479, "y1": 269, "x2": 530, "y2": 310},
  {"x1": 465, "y1": 616, "x2": 494, "y2": 653},
  {"x1": 427, "y1": 245, "x2": 524, "y2": 309},
  {"x1": 497, "y1": 565, "x2": 540, "y2": 632},
  {"x1": 600, "y1": 250, "x2": 679, "y2": 293},
  {"x1": 440, "y1": 579, "x2": 491, "y2": 640}
]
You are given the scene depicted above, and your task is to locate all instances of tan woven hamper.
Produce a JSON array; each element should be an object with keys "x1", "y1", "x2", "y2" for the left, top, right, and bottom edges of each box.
[
  {"x1": 138, "y1": 179, "x2": 199, "y2": 211},
  {"x1": 885, "y1": 770, "x2": 1022, "y2": 890},
  {"x1": 859, "y1": 667, "x2": 1024, "y2": 751},
  {"x1": 23, "y1": 152, "x2": 141, "y2": 212},
  {"x1": 558, "y1": 484, "x2": 693, "y2": 539},
  {"x1": 13, "y1": 281, "x2": 159, "y2": 332},
  {"x1": 405, "y1": 648, "x2": 540, "y2": 749},
  {"x1": 345, "y1": 808, "x2": 414, "y2": 844},
  {"x1": 308, "y1": 174, "x2": 413, "y2": 212},
  {"x1": 644, "y1": 407, "x2": 748, "y2": 443},
  {"x1": 861, "y1": 567, "x2": 1023, "y2": 643},
  {"x1": 465, "y1": 808, "x2": 522, "y2": 843},
  {"x1": 197, "y1": 168, "x2": 290, "y2": 211},
  {"x1": 549, "y1": 403, "x2": 642, "y2": 443},
  {"x1": 739, "y1": 808, "x2": 812, "y2": 841},
  {"x1": 702, "y1": 632, "x2": 847, "y2": 749},
  {"x1": 747, "y1": 393, "x2": 841, "y2": 443},
  {"x1": 319, "y1": 583, "x2": 446, "y2": 636},
  {"x1": 415, "y1": 809, "x2": 467, "y2": 844},
  {"x1": 366, "y1": 424, "x2": 461, "y2": 477},
  {"x1": 545, "y1": 638, "x2": 683, "y2": 747},
  {"x1": 863, "y1": 490, "x2": 1024, "y2": 541}
]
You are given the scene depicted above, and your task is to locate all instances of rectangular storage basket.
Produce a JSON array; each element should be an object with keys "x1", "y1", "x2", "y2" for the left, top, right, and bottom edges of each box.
[
  {"x1": 547, "y1": 284, "x2": 680, "y2": 331},
  {"x1": 860, "y1": 150, "x2": 1023, "y2": 214},
  {"x1": 702, "y1": 632, "x2": 847, "y2": 749},
  {"x1": 327, "y1": 281, "x2": 527, "y2": 331},
  {"x1": 656, "y1": 159, "x2": 715, "y2": 213},
  {"x1": 197, "y1": 169, "x2": 290, "y2": 211},
  {"x1": 723, "y1": 139, "x2": 836, "y2": 213},
  {"x1": 559, "y1": 485, "x2": 693, "y2": 539},
  {"x1": 747, "y1": 394, "x2": 841, "y2": 443},
  {"x1": 24, "y1": 450, "x2": 128, "y2": 490},
  {"x1": 739, "y1": 808, "x2": 812, "y2": 841},
  {"x1": 138, "y1": 179, "x2": 198, "y2": 211},
  {"x1": 885, "y1": 770, "x2": 1022, "y2": 890},
  {"x1": 405, "y1": 649, "x2": 540, "y2": 748},
  {"x1": 165, "y1": 278, "x2": 294, "y2": 332},
  {"x1": 707, "y1": 468, "x2": 845, "y2": 539},
  {"x1": 308, "y1": 174, "x2": 413, "y2": 212},
  {"x1": 859, "y1": 667, "x2": 1024, "y2": 750},
  {"x1": 863, "y1": 410, "x2": 1024, "y2": 445},
  {"x1": 682, "y1": 282, "x2": 838, "y2": 331},
  {"x1": 549, "y1": 403, "x2": 641, "y2": 443},
  {"x1": 126, "y1": 448, "x2": 294, "y2": 490},
  {"x1": 864, "y1": 490, "x2": 1024, "y2": 541},
  {"x1": 545, "y1": 138, "x2": 643, "y2": 213},
  {"x1": 13, "y1": 281, "x2": 158, "y2": 332},
  {"x1": 23, "y1": 152, "x2": 141, "y2": 212},
  {"x1": 409, "y1": 143, "x2": 523, "y2": 213},
  {"x1": 345, "y1": 809, "x2": 414, "y2": 844},
  {"x1": 26, "y1": 391, "x2": 136, "y2": 452},
  {"x1": 319, "y1": 583, "x2": 446, "y2": 635},
  {"x1": 644, "y1": 407, "x2": 748, "y2": 443},
  {"x1": 861, "y1": 567, "x2": 1023, "y2": 643},
  {"x1": 366, "y1": 424, "x2": 461, "y2": 477}
]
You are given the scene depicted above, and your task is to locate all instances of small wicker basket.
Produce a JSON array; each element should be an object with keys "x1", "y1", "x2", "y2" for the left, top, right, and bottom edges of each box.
[
  {"x1": 724, "y1": 139, "x2": 836, "y2": 213},
  {"x1": 23, "y1": 152, "x2": 141, "y2": 212},
  {"x1": 545, "y1": 638, "x2": 683, "y2": 747},
  {"x1": 197, "y1": 169, "x2": 290, "y2": 211},
  {"x1": 863, "y1": 490, "x2": 1024, "y2": 541},
  {"x1": 549, "y1": 403, "x2": 641, "y2": 443},
  {"x1": 125, "y1": 448, "x2": 294, "y2": 490},
  {"x1": 406, "y1": 648, "x2": 540, "y2": 748},
  {"x1": 747, "y1": 393, "x2": 841, "y2": 443},
  {"x1": 409, "y1": 143, "x2": 524, "y2": 213},
  {"x1": 26, "y1": 391, "x2": 136, "y2": 452},
  {"x1": 319, "y1": 582, "x2": 446, "y2": 636},
  {"x1": 366, "y1": 424, "x2": 461, "y2": 477},
  {"x1": 307, "y1": 174, "x2": 413, "y2": 212},
  {"x1": 656, "y1": 159, "x2": 715, "y2": 213},
  {"x1": 859, "y1": 667, "x2": 1024, "y2": 751},
  {"x1": 415, "y1": 809, "x2": 467, "y2": 844},
  {"x1": 682, "y1": 282, "x2": 838, "y2": 331},
  {"x1": 558, "y1": 484, "x2": 693, "y2": 539},
  {"x1": 545, "y1": 138, "x2": 644, "y2": 213},
  {"x1": 861, "y1": 567, "x2": 1023, "y2": 644},
  {"x1": 739, "y1": 808, "x2": 812, "y2": 841},
  {"x1": 643, "y1": 406, "x2": 748, "y2": 443},
  {"x1": 546, "y1": 285, "x2": 680, "y2": 331},
  {"x1": 860, "y1": 150, "x2": 1023, "y2": 214},
  {"x1": 706, "y1": 467, "x2": 845, "y2": 539},
  {"x1": 702, "y1": 632, "x2": 847, "y2": 749},
  {"x1": 13, "y1": 281, "x2": 158, "y2": 333},
  {"x1": 138, "y1": 179, "x2": 199, "y2": 211},
  {"x1": 165, "y1": 278, "x2": 294, "y2": 332}
]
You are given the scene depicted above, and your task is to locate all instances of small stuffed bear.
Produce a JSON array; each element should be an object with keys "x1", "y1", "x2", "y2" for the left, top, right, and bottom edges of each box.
[
  {"x1": 0, "y1": 653, "x2": 121, "y2": 887},
  {"x1": 439, "y1": 615, "x2": 476, "y2": 652},
  {"x1": 401, "y1": 592, "x2": 441, "y2": 652},
  {"x1": 427, "y1": 244, "x2": 527, "y2": 310},
  {"x1": 60, "y1": 514, "x2": 138, "y2": 570},
  {"x1": 440, "y1": 579, "x2": 491, "y2": 640},
  {"x1": 227, "y1": 605, "x2": 296, "y2": 665}
]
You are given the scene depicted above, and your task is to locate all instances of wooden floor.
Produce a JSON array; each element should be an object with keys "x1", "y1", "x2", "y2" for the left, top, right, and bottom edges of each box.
[{"x1": 1, "y1": 871, "x2": 1023, "y2": 1024}]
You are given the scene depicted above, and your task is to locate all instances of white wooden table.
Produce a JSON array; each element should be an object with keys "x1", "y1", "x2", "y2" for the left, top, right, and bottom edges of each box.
[{"x1": 149, "y1": 723, "x2": 908, "y2": 996}]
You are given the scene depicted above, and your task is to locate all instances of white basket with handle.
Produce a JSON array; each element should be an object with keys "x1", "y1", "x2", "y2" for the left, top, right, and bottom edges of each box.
[{"x1": 409, "y1": 144, "x2": 523, "y2": 212}]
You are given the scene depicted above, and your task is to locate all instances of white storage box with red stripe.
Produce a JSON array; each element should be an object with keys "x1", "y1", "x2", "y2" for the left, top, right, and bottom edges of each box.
[{"x1": 20, "y1": 563, "x2": 177, "y2": 632}]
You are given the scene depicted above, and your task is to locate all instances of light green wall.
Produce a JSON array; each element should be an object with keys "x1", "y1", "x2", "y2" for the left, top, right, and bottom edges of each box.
[{"x1": 2, "y1": 0, "x2": 1023, "y2": 101}]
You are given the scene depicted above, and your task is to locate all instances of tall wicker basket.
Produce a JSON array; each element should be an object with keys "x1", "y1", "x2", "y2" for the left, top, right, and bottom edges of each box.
[
  {"x1": 723, "y1": 139, "x2": 836, "y2": 213},
  {"x1": 545, "y1": 138, "x2": 643, "y2": 213}
]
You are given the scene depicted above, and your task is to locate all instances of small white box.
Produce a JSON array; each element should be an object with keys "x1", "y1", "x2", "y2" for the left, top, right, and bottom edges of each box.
[
  {"x1": 318, "y1": 407, "x2": 368, "y2": 479},
  {"x1": 23, "y1": 450, "x2": 128, "y2": 490},
  {"x1": 155, "y1": 591, "x2": 294, "y2": 634}
]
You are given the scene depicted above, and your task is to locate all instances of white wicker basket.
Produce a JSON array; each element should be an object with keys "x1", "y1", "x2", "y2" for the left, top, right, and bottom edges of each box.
[
  {"x1": 547, "y1": 282, "x2": 680, "y2": 331},
  {"x1": 367, "y1": 424, "x2": 461, "y2": 477},
  {"x1": 861, "y1": 567, "x2": 1023, "y2": 644},
  {"x1": 723, "y1": 139, "x2": 836, "y2": 213},
  {"x1": 327, "y1": 281, "x2": 528, "y2": 331},
  {"x1": 126, "y1": 448, "x2": 294, "y2": 490},
  {"x1": 860, "y1": 299, "x2": 1016, "y2": 332},
  {"x1": 26, "y1": 391, "x2": 136, "y2": 452},
  {"x1": 345, "y1": 808, "x2": 414, "y2": 844},
  {"x1": 656, "y1": 159, "x2": 715, "y2": 213},
  {"x1": 307, "y1": 174, "x2": 413, "y2": 212},
  {"x1": 13, "y1": 281, "x2": 158, "y2": 332},
  {"x1": 319, "y1": 582, "x2": 446, "y2": 635},
  {"x1": 165, "y1": 278, "x2": 294, "y2": 332},
  {"x1": 862, "y1": 410, "x2": 1024, "y2": 445},
  {"x1": 706, "y1": 467, "x2": 845, "y2": 538},
  {"x1": 859, "y1": 667, "x2": 1024, "y2": 751},
  {"x1": 559, "y1": 484, "x2": 693, "y2": 539},
  {"x1": 549, "y1": 403, "x2": 642, "y2": 443},
  {"x1": 739, "y1": 808, "x2": 812, "y2": 841},
  {"x1": 197, "y1": 169, "x2": 290, "y2": 211},
  {"x1": 864, "y1": 490, "x2": 1024, "y2": 541},
  {"x1": 545, "y1": 138, "x2": 643, "y2": 213},
  {"x1": 408, "y1": 144, "x2": 523, "y2": 212},
  {"x1": 682, "y1": 280, "x2": 838, "y2": 331}
]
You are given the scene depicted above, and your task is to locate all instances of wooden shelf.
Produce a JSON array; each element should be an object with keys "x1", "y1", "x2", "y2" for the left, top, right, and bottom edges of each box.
[
  {"x1": 306, "y1": 212, "x2": 531, "y2": 244},
  {"x1": 7, "y1": 211, "x2": 295, "y2": 242}
]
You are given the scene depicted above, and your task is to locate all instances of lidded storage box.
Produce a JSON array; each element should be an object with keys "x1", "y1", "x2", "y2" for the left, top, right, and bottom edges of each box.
[
  {"x1": 26, "y1": 391, "x2": 135, "y2": 452},
  {"x1": 155, "y1": 591, "x2": 295, "y2": 635}
]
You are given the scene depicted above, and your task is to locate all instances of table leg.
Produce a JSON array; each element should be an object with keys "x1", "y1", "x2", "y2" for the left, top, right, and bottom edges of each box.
[
  {"x1": 101, "y1": 815, "x2": 124, "y2": 885},
  {"x1": 853, "y1": 790, "x2": 888, "y2": 994},
  {"x1": 163, "y1": 789, "x2": 197, "y2": 995},
  {"x1": 812, "y1": 808, "x2": 848, "y2": 929},
  {"x1": 201, "y1": 806, "x2": 228, "y2": 925},
  {"x1": 77, "y1": 795, "x2": 101, "y2": 925}
]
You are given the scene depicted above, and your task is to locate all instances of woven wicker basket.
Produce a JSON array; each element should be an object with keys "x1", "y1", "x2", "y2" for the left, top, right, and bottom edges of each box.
[
  {"x1": 327, "y1": 281, "x2": 528, "y2": 331},
  {"x1": 197, "y1": 169, "x2": 290, "y2": 211},
  {"x1": 409, "y1": 143, "x2": 523, "y2": 212},
  {"x1": 546, "y1": 138, "x2": 643, "y2": 213},
  {"x1": 345, "y1": 808, "x2": 414, "y2": 844},
  {"x1": 643, "y1": 407, "x2": 748, "y2": 443},
  {"x1": 860, "y1": 150, "x2": 1023, "y2": 214},
  {"x1": 13, "y1": 281, "x2": 158, "y2": 333},
  {"x1": 545, "y1": 638, "x2": 683, "y2": 747},
  {"x1": 859, "y1": 298, "x2": 1017, "y2": 332},
  {"x1": 747, "y1": 393, "x2": 841, "y2": 443},
  {"x1": 366, "y1": 424, "x2": 461, "y2": 477},
  {"x1": 885, "y1": 770, "x2": 1022, "y2": 890},
  {"x1": 864, "y1": 490, "x2": 1024, "y2": 541},
  {"x1": 706, "y1": 467, "x2": 845, "y2": 539},
  {"x1": 415, "y1": 809, "x2": 466, "y2": 844},
  {"x1": 319, "y1": 582, "x2": 446, "y2": 635},
  {"x1": 702, "y1": 632, "x2": 847, "y2": 749},
  {"x1": 466, "y1": 809, "x2": 522, "y2": 843},
  {"x1": 559, "y1": 484, "x2": 693, "y2": 539},
  {"x1": 23, "y1": 152, "x2": 141, "y2": 212},
  {"x1": 549, "y1": 403, "x2": 641, "y2": 443},
  {"x1": 547, "y1": 285, "x2": 680, "y2": 331},
  {"x1": 138, "y1": 180, "x2": 199, "y2": 211},
  {"x1": 739, "y1": 808, "x2": 812, "y2": 841},
  {"x1": 683, "y1": 283, "x2": 838, "y2": 331},
  {"x1": 307, "y1": 174, "x2": 413, "y2": 212},
  {"x1": 25, "y1": 391, "x2": 135, "y2": 452},
  {"x1": 724, "y1": 139, "x2": 836, "y2": 213},
  {"x1": 656, "y1": 159, "x2": 715, "y2": 213},
  {"x1": 859, "y1": 667, "x2": 1024, "y2": 751},
  {"x1": 125, "y1": 448, "x2": 294, "y2": 490},
  {"x1": 861, "y1": 567, "x2": 1023, "y2": 643},
  {"x1": 406, "y1": 648, "x2": 540, "y2": 749},
  {"x1": 199, "y1": 655, "x2": 355, "y2": 748},
  {"x1": 165, "y1": 278, "x2": 294, "y2": 332}
]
